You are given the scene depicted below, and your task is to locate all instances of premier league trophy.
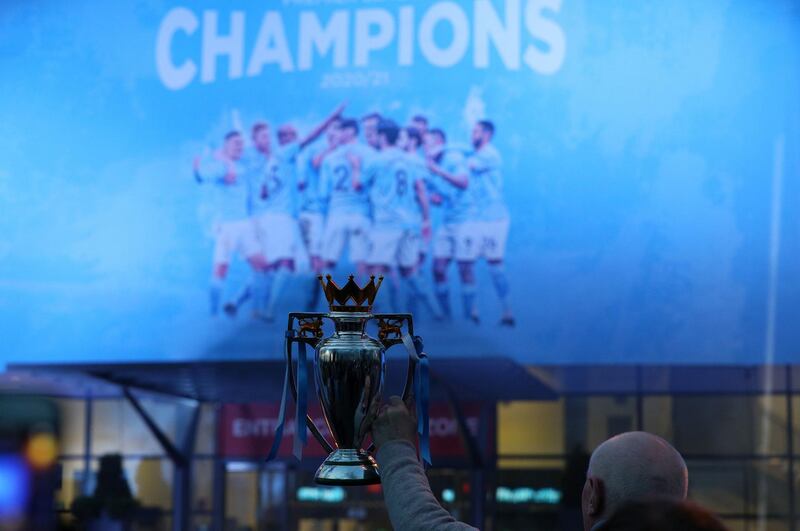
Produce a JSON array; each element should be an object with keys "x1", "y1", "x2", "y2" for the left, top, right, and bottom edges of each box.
[{"x1": 270, "y1": 275, "x2": 429, "y2": 485}]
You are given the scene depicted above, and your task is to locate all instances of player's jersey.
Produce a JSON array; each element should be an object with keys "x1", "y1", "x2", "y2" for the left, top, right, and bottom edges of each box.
[
  {"x1": 240, "y1": 146, "x2": 269, "y2": 214},
  {"x1": 299, "y1": 142, "x2": 329, "y2": 214},
  {"x1": 195, "y1": 155, "x2": 250, "y2": 222},
  {"x1": 319, "y1": 142, "x2": 373, "y2": 217},
  {"x1": 367, "y1": 147, "x2": 424, "y2": 229},
  {"x1": 252, "y1": 142, "x2": 301, "y2": 216},
  {"x1": 467, "y1": 143, "x2": 509, "y2": 221},
  {"x1": 427, "y1": 149, "x2": 477, "y2": 225}
]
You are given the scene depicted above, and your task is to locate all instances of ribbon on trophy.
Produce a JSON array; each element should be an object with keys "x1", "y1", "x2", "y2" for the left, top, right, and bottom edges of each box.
[
  {"x1": 293, "y1": 339, "x2": 309, "y2": 459},
  {"x1": 266, "y1": 331, "x2": 293, "y2": 461},
  {"x1": 402, "y1": 333, "x2": 431, "y2": 465},
  {"x1": 267, "y1": 330, "x2": 309, "y2": 461}
]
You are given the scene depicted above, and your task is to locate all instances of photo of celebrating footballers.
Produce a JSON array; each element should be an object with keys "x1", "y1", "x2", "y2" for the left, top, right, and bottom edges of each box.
[{"x1": 192, "y1": 104, "x2": 516, "y2": 328}]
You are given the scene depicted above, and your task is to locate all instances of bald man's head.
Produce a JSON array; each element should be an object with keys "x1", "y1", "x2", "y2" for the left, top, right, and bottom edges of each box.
[{"x1": 582, "y1": 432, "x2": 688, "y2": 531}]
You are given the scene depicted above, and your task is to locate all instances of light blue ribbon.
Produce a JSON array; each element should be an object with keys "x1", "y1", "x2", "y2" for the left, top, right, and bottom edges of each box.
[
  {"x1": 402, "y1": 333, "x2": 431, "y2": 465},
  {"x1": 293, "y1": 340, "x2": 309, "y2": 460},
  {"x1": 266, "y1": 333, "x2": 292, "y2": 461}
]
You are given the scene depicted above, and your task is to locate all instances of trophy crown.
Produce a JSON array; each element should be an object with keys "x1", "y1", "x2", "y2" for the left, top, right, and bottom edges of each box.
[{"x1": 318, "y1": 275, "x2": 383, "y2": 312}]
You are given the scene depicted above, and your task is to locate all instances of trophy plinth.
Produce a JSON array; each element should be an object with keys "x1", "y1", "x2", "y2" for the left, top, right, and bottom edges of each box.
[
  {"x1": 281, "y1": 275, "x2": 422, "y2": 486},
  {"x1": 315, "y1": 449, "x2": 380, "y2": 485}
]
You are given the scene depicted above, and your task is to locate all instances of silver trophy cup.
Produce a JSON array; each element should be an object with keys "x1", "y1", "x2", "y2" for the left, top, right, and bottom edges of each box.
[{"x1": 284, "y1": 275, "x2": 419, "y2": 485}]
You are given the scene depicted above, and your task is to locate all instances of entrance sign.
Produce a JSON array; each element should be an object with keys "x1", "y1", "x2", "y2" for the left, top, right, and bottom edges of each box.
[{"x1": 220, "y1": 403, "x2": 488, "y2": 461}]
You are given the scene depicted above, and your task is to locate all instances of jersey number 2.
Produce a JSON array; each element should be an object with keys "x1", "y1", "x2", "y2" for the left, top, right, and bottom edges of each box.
[{"x1": 334, "y1": 165, "x2": 350, "y2": 192}]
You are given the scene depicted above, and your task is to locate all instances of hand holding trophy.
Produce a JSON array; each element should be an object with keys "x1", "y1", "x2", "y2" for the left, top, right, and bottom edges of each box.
[{"x1": 269, "y1": 275, "x2": 430, "y2": 485}]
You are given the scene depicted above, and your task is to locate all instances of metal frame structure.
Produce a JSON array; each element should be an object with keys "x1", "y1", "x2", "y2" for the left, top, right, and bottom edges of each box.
[{"x1": 8, "y1": 362, "x2": 799, "y2": 530}]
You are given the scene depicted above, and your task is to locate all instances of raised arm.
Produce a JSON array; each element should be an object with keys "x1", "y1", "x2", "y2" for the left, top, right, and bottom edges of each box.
[
  {"x1": 194, "y1": 154, "x2": 236, "y2": 185},
  {"x1": 415, "y1": 178, "x2": 432, "y2": 241},
  {"x1": 312, "y1": 144, "x2": 336, "y2": 171},
  {"x1": 372, "y1": 397, "x2": 479, "y2": 531},
  {"x1": 427, "y1": 158, "x2": 468, "y2": 189},
  {"x1": 348, "y1": 151, "x2": 363, "y2": 191},
  {"x1": 298, "y1": 102, "x2": 347, "y2": 150}
]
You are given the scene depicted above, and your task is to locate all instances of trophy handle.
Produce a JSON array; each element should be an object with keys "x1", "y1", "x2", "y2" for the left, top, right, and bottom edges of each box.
[
  {"x1": 286, "y1": 312, "x2": 334, "y2": 454},
  {"x1": 366, "y1": 313, "x2": 418, "y2": 453}
]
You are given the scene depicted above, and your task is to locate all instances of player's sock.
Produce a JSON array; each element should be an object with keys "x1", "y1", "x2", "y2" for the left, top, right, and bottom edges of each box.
[
  {"x1": 462, "y1": 283, "x2": 478, "y2": 322},
  {"x1": 435, "y1": 283, "x2": 452, "y2": 318},
  {"x1": 404, "y1": 276, "x2": 443, "y2": 319},
  {"x1": 404, "y1": 280, "x2": 418, "y2": 316},
  {"x1": 209, "y1": 277, "x2": 224, "y2": 315},
  {"x1": 489, "y1": 262, "x2": 512, "y2": 314},
  {"x1": 250, "y1": 270, "x2": 272, "y2": 316},
  {"x1": 386, "y1": 277, "x2": 400, "y2": 313},
  {"x1": 225, "y1": 284, "x2": 251, "y2": 316},
  {"x1": 306, "y1": 276, "x2": 321, "y2": 311},
  {"x1": 265, "y1": 267, "x2": 290, "y2": 318}
]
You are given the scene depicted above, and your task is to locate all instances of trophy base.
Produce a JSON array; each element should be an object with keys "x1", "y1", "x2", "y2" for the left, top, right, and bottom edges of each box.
[{"x1": 314, "y1": 449, "x2": 380, "y2": 485}]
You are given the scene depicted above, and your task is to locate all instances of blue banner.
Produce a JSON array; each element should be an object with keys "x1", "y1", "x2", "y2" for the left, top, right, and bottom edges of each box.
[{"x1": 0, "y1": 0, "x2": 798, "y2": 364}]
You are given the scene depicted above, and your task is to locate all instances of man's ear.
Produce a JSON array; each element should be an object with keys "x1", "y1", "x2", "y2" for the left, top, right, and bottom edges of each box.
[{"x1": 586, "y1": 476, "x2": 605, "y2": 517}]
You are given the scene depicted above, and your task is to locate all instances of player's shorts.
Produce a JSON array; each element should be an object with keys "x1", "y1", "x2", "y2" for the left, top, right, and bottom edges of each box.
[
  {"x1": 367, "y1": 227, "x2": 421, "y2": 269},
  {"x1": 298, "y1": 211, "x2": 325, "y2": 258},
  {"x1": 321, "y1": 212, "x2": 370, "y2": 264},
  {"x1": 450, "y1": 221, "x2": 483, "y2": 262},
  {"x1": 433, "y1": 224, "x2": 458, "y2": 260},
  {"x1": 255, "y1": 212, "x2": 298, "y2": 262},
  {"x1": 212, "y1": 218, "x2": 261, "y2": 265},
  {"x1": 479, "y1": 217, "x2": 510, "y2": 261}
]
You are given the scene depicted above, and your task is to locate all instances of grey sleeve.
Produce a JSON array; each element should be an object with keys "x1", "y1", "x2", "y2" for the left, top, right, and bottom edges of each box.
[{"x1": 376, "y1": 440, "x2": 479, "y2": 531}]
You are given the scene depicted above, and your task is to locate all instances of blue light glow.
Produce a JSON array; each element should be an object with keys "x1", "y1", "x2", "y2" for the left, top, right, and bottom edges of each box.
[
  {"x1": 441, "y1": 488, "x2": 456, "y2": 503},
  {"x1": 297, "y1": 486, "x2": 346, "y2": 503},
  {"x1": 0, "y1": 455, "x2": 30, "y2": 518},
  {"x1": 496, "y1": 486, "x2": 562, "y2": 505}
]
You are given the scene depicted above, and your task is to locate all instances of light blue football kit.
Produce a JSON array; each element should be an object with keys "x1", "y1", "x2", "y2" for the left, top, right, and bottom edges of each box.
[
  {"x1": 465, "y1": 143, "x2": 510, "y2": 261},
  {"x1": 319, "y1": 142, "x2": 374, "y2": 264},
  {"x1": 195, "y1": 154, "x2": 263, "y2": 315},
  {"x1": 368, "y1": 147, "x2": 424, "y2": 232},
  {"x1": 426, "y1": 149, "x2": 480, "y2": 261},
  {"x1": 465, "y1": 142, "x2": 513, "y2": 319}
]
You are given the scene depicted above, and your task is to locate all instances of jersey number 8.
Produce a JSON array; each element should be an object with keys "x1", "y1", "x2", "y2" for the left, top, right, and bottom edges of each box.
[{"x1": 395, "y1": 170, "x2": 408, "y2": 197}]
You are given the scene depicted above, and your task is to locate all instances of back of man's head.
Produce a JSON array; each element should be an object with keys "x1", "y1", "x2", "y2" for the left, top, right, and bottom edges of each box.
[{"x1": 582, "y1": 432, "x2": 688, "y2": 531}]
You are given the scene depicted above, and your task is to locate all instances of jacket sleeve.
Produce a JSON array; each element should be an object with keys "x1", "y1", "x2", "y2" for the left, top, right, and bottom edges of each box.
[{"x1": 376, "y1": 440, "x2": 479, "y2": 531}]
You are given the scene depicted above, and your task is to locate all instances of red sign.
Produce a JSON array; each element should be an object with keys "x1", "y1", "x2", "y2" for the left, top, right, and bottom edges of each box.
[{"x1": 219, "y1": 402, "x2": 490, "y2": 460}]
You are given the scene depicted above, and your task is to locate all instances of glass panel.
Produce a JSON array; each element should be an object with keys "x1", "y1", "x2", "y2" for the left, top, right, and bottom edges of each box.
[
  {"x1": 720, "y1": 519, "x2": 790, "y2": 531},
  {"x1": 795, "y1": 464, "x2": 800, "y2": 526},
  {"x1": 581, "y1": 396, "x2": 637, "y2": 451},
  {"x1": 427, "y1": 469, "x2": 474, "y2": 524},
  {"x1": 54, "y1": 458, "x2": 90, "y2": 511},
  {"x1": 194, "y1": 403, "x2": 217, "y2": 455},
  {"x1": 56, "y1": 399, "x2": 85, "y2": 456},
  {"x1": 192, "y1": 458, "x2": 214, "y2": 513},
  {"x1": 225, "y1": 464, "x2": 259, "y2": 531},
  {"x1": 687, "y1": 459, "x2": 790, "y2": 516},
  {"x1": 497, "y1": 400, "x2": 565, "y2": 456},
  {"x1": 643, "y1": 396, "x2": 674, "y2": 441},
  {"x1": 494, "y1": 459, "x2": 568, "y2": 531},
  {"x1": 564, "y1": 395, "x2": 636, "y2": 454},
  {"x1": 93, "y1": 396, "x2": 194, "y2": 457},
  {"x1": 191, "y1": 514, "x2": 212, "y2": 531},
  {"x1": 497, "y1": 458, "x2": 566, "y2": 470},
  {"x1": 671, "y1": 395, "x2": 787, "y2": 456},
  {"x1": 124, "y1": 457, "x2": 173, "y2": 510},
  {"x1": 92, "y1": 399, "x2": 123, "y2": 455},
  {"x1": 792, "y1": 396, "x2": 800, "y2": 455},
  {"x1": 121, "y1": 397, "x2": 180, "y2": 455}
]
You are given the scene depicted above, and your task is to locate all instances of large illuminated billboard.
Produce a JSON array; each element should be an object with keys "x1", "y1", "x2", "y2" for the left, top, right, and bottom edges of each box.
[{"x1": 0, "y1": 0, "x2": 797, "y2": 364}]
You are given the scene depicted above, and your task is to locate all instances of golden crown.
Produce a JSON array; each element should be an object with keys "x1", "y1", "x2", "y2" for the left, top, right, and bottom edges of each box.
[{"x1": 318, "y1": 275, "x2": 383, "y2": 312}]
